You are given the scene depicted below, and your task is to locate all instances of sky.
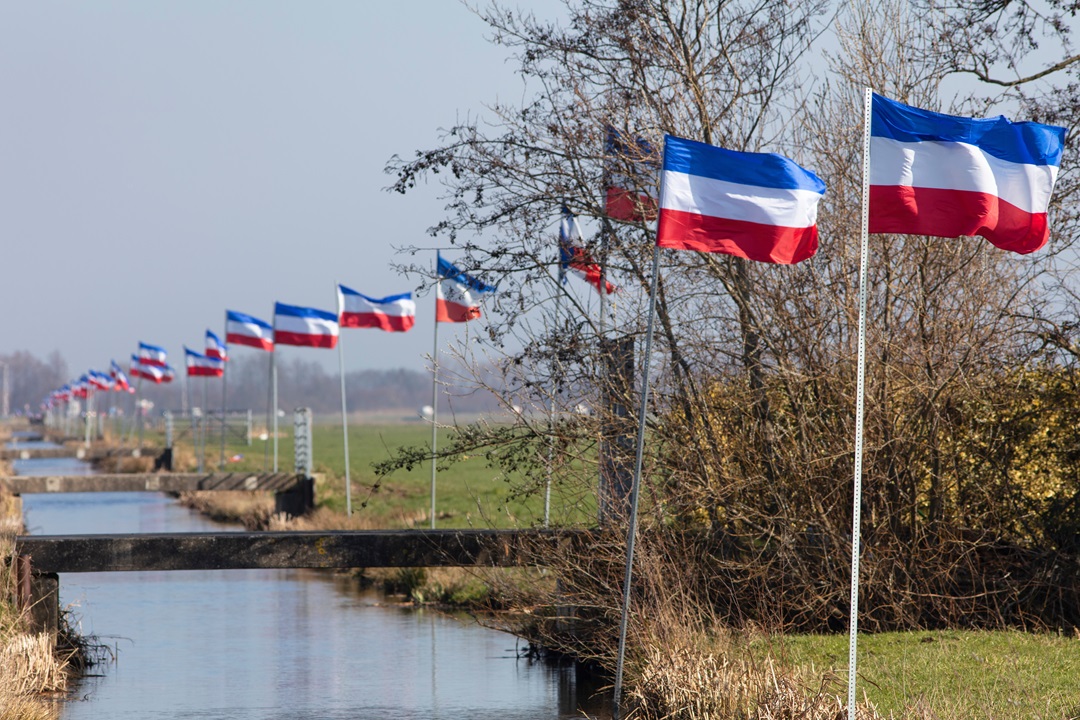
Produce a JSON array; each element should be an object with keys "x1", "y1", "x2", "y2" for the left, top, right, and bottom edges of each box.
[{"x1": 0, "y1": 1, "x2": 556, "y2": 377}]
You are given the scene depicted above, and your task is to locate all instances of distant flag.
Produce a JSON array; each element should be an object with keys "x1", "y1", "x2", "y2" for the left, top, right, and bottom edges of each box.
[
  {"x1": 605, "y1": 125, "x2": 658, "y2": 222},
  {"x1": 87, "y1": 370, "x2": 113, "y2": 391},
  {"x1": 137, "y1": 342, "x2": 168, "y2": 367},
  {"x1": 205, "y1": 330, "x2": 228, "y2": 361},
  {"x1": 273, "y1": 302, "x2": 340, "y2": 348},
  {"x1": 436, "y1": 254, "x2": 495, "y2": 323},
  {"x1": 560, "y1": 206, "x2": 617, "y2": 294},
  {"x1": 184, "y1": 347, "x2": 225, "y2": 377},
  {"x1": 656, "y1": 134, "x2": 826, "y2": 264},
  {"x1": 130, "y1": 356, "x2": 175, "y2": 384},
  {"x1": 337, "y1": 285, "x2": 416, "y2": 332},
  {"x1": 72, "y1": 377, "x2": 89, "y2": 399},
  {"x1": 110, "y1": 360, "x2": 134, "y2": 393},
  {"x1": 868, "y1": 93, "x2": 1066, "y2": 254},
  {"x1": 225, "y1": 310, "x2": 274, "y2": 352}
]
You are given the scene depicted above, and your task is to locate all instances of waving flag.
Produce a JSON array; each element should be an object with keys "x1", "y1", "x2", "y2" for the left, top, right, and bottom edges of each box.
[
  {"x1": 138, "y1": 342, "x2": 168, "y2": 367},
  {"x1": 436, "y1": 254, "x2": 495, "y2": 323},
  {"x1": 656, "y1": 135, "x2": 825, "y2": 264},
  {"x1": 87, "y1": 370, "x2": 113, "y2": 391},
  {"x1": 338, "y1": 285, "x2": 416, "y2": 332},
  {"x1": 71, "y1": 379, "x2": 88, "y2": 399},
  {"x1": 130, "y1": 356, "x2": 175, "y2": 384},
  {"x1": 274, "y1": 302, "x2": 339, "y2": 348},
  {"x1": 185, "y1": 347, "x2": 225, "y2": 377},
  {"x1": 206, "y1": 330, "x2": 228, "y2": 361},
  {"x1": 560, "y1": 206, "x2": 617, "y2": 294},
  {"x1": 110, "y1": 360, "x2": 134, "y2": 393},
  {"x1": 605, "y1": 125, "x2": 658, "y2": 222},
  {"x1": 225, "y1": 310, "x2": 274, "y2": 351},
  {"x1": 869, "y1": 93, "x2": 1065, "y2": 254}
]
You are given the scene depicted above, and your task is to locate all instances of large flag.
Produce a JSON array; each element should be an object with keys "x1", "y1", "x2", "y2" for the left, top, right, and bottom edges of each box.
[
  {"x1": 130, "y1": 356, "x2": 175, "y2": 384},
  {"x1": 225, "y1": 310, "x2": 275, "y2": 351},
  {"x1": 205, "y1": 330, "x2": 228, "y2": 361},
  {"x1": 109, "y1": 360, "x2": 134, "y2": 393},
  {"x1": 436, "y1": 254, "x2": 496, "y2": 323},
  {"x1": 605, "y1": 125, "x2": 658, "y2": 222},
  {"x1": 559, "y1": 206, "x2": 617, "y2": 294},
  {"x1": 338, "y1": 285, "x2": 416, "y2": 332},
  {"x1": 185, "y1": 347, "x2": 225, "y2": 377},
  {"x1": 656, "y1": 135, "x2": 825, "y2": 264},
  {"x1": 273, "y1": 302, "x2": 340, "y2": 348},
  {"x1": 868, "y1": 93, "x2": 1066, "y2": 254},
  {"x1": 137, "y1": 342, "x2": 168, "y2": 367}
]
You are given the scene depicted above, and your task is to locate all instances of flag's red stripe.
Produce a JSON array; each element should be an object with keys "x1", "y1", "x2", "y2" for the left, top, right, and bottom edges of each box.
[
  {"x1": 187, "y1": 367, "x2": 224, "y2": 377},
  {"x1": 226, "y1": 333, "x2": 274, "y2": 351},
  {"x1": 138, "y1": 358, "x2": 168, "y2": 367},
  {"x1": 273, "y1": 331, "x2": 338, "y2": 348},
  {"x1": 656, "y1": 208, "x2": 818, "y2": 264},
  {"x1": 869, "y1": 185, "x2": 1049, "y2": 254},
  {"x1": 340, "y1": 312, "x2": 415, "y2": 332},
  {"x1": 606, "y1": 187, "x2": 657, "y2": 222},
  {"x1": 435, "y1": 299, "x2": 481, "y2": 323}
]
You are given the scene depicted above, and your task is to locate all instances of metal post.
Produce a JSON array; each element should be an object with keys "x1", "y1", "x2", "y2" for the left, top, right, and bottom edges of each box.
[
  {"x1": 429, "y1": 288, "x2": 441, "y2": 530},
  {"x1": 246, "y1": 409, "x2": 252, "y2": 446},
  {"x1": 272, "y1": 352, "x2": 279, "y2": 473},
  {"x1": 219, "y1": 315, "x2": 229, "y2": 469},
  {"x1": 612, "y1": 243, "x2": 661, "y2": 720},
  {"x1": 164, "y1": 410, "x2": 174, "y2": 449},
  {"x1": 83, "y1": 390, "x2": 93, "y2": 449},
  {"x1": 294, "y1": 407, "x2": 313, "y2": 476},
  {"x1": 336, "y1": 283, "x2": 353, "y2": 515},
  {"x1": 200, "y1": 377, "x2": 209, "y2": 473},
  {"x1": 847, "y1": 86, "x2": 874, "y2": 720}
]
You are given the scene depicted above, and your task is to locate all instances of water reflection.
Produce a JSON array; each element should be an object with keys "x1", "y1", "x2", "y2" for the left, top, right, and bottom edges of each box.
[{"x1": 17, "y1": 460, "x2": 609, "y2": 719}]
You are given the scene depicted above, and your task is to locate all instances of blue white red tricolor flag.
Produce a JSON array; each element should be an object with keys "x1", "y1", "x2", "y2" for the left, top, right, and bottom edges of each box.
[
  {"x1": 868, "y1": 93, "x2": 1066, "y2": 254},
  {"x1": 436, "y1": 254, "x2": 495, "y2": 323},
  {"x1": 225, "y1": 310, "x2": 275, "y2": 352},
  {"x1": 560, "y1": 206, "x2": 616, "y2": 295},
  {"x1": 130, "y1": 356, "x2": 176, "y2": 384},
  {"x1": 273, "y1": 303, "x2": 340, "y2": 348},
  {"x1": 205, "y1": 330, "x2": 228, "y2": 361},
  {"x1": 87, "y1": 370, "x2": 113, "y2": 391},
  {"x1": 605, "y1": 125, "x2": 658, "y2": 222},
  {"x1": 656, "y1": 135, "x2": 825, "y2": 264},
  {"x1": 110, "y1": 360, "x2": 134, "y2": 393},
  {"x1": 185, "y1": 347, "x2": 225, "y2": 377},
  {"x1": 137, "y1": 342, "x2": 168, "y2": 367},
  {"x1": 338, "y1": 285, "x2": 416, "y2": 332}
]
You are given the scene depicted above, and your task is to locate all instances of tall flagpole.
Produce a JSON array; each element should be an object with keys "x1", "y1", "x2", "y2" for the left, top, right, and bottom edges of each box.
[
  {"x1": 264, "y1": 350, "x2": 273, "y2": 472},
  {"x1": 335, "y1": 282, "x2": 353, "y2": 515},
  {"x1": 847, "y1": 87, "x2": 874, "y2": 720},
  {"x1": 612, "y1": 244, "x2": 662, "y2": 720},
  {"x1": 272, "y1": 348, "x2": 279, "y2": 473},
  {"x1": 83, "y1": 389, "x2": 94, "y2": 449},
  {"x1": 219, "y1": 315, "x2": 229, "y2": 469},
  {"x1": 200, "y1": 376, "x2": 209, "y2": 473},
  {"x1": 429, "y1": 271, "x2": 441, "y2": 529},
  {"x1": 186, "y1": 368, "x2": 196, "y2": 466}
]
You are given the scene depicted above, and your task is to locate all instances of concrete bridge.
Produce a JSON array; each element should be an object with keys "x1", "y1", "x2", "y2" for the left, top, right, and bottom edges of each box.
[{"x1": 0, "y1": 445, "x2": 155, "y2": 461}]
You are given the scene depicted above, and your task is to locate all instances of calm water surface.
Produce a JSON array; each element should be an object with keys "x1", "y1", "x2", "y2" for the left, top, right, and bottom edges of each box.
[{"x1": 16, "y1": 452, "x2": 609, "y2": 719}]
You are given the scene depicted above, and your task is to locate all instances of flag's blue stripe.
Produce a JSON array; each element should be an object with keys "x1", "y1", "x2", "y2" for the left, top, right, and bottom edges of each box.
[
  {"x1": 206, "y1": 330, "x2": 225, "y2": 344},
  {"x1": 338, "y1": 285, "x2": 412, "y2": 304},
  {"x1": 226, "y1": 310, "x2": 273, "y2": 329},
  {"x1": 436, "y1": 254, "x2": 496, "y2": 293},
  {"x1": 662, "y1": 135, "x2": 825, "y2": 194},
  {"x1": 870, "y1": 93, "x2": 1065, "y2": 167},
  {"x1": 139, "y1": 341, "x2": 167, "y2": 354},
  {"x1": 184, "y1": 347, "x2": 207, "y2": 359},
  {"x1": 274, "y1": 302, "x2": 337, "y2": 322}
]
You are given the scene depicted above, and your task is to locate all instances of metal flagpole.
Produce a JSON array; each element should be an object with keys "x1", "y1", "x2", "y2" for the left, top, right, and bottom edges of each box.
[
  {"x1": 200, "y1": 376, "x2": 209, "y2": 473},
  {"x1": 83, "y1": 389, "x2": 93, "y2": 449},
  {"x1": 272, "y1": 348, "x2": 279, "y2": 473},
  {"x1": 847, "y1": 87, "x2": 874, "y2": 720},
  {"x1": 186, "y1": 368, "x2": 196, "y2": 467},
  {"x1": 335, "y1": 282, "x2": 353, "y2": 515},
  {"x1": 429, "y1": 275, "x2": 441, "y2": 530},
  {"x1": 611, "y1": 244, "x2": 661, "y2": 720},
  {"x1": 219, "y1": 315, "x2": 229, "y2": 468},
  {"x1": 264, "y1": 350, "x2": 272, "y2": 471},
  {"x1": 545, "y1": 259, "x2": 566, "y2": 528}
]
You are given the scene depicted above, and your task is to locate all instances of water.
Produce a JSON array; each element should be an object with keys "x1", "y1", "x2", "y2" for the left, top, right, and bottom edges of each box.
[{"x1": 15, "y1": 453, "x2": 608, "y2": 719}]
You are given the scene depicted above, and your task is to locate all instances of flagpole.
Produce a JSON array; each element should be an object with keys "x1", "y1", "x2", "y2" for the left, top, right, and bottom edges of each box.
[
  {"x1": 847, "y1": 86, "x2": 874, "y2": 720},
  {"x1": 335, "y1": 282, "x2": 353, "y2": 515},
  {"x1": 612, "y1": 243, "x2": 662, "y2": 720},
  {"x1": 272, "y1": 347, "x2": 279, "y2": 473},
  {"x1": 219, "y1": 317, "x2": 229, "y2": 469},
  {"x1": 264, "y1": 349, "x2": 272, "y2": 472},
  {"x1": 430, "y1": 278, "x2": 441, "y2": 530},
  {"x1": 200, "y1": 376, "x2": 209, "y2": 473},
  {"x1": 83, "y1": 388, "x2": 93, "y2": 449},
  {"x1": 186, "y1": 367, "x2": 196, "y2": 467}
]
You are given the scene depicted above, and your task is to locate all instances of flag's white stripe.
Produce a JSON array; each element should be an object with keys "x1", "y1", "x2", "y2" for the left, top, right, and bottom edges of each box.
[
  {"x1": 226, "y1": 322, "x2": 272, "y2": 339},
  {"x1": 869, "y1": 136, "x2": 1059, "y2": 214},
  {"x1": 659, "y1": 170, "x2": 822, "y2": 228},
  {"x1": 340, "y1": 295, "x2": 416, "y2": 318},
  {"x1": 274, "y1": 314, "x2": 339, "y2": 337},
  {"x1": 437, "y1": 279, "x2": 479, "y2": 308}
]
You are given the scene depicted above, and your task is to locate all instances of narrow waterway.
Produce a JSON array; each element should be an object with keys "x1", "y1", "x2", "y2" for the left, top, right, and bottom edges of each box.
[{"x1": 15, "y1": 441, "x2": 609, "y2": 719}]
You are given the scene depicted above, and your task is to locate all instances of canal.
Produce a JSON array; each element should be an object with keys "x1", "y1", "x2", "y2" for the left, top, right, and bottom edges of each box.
[{"x1": 15, "y1": 443, "x2": 609, "y2": 719}]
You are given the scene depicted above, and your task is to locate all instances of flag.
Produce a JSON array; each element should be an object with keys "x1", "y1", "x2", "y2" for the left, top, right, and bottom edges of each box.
[
  {"x1": 110, "y1": 360, "x2": 134, "y2": 393},
  {"x1": 130, "y1": 356, "x2": 175, "y2": 384},
  {"x1": 559, "y1": 206, "x2": 617, "y2": 294},
  {"x1": 185, "y1": 347, "x2": 225, "y2": 377},
  {"x1": 656, "y1": 134, "x2": 825, "y2": 264},
  {"x1": 225, "y1": 310, "x2": 275, "y2": 351},
  {"x1": 868, "y1": 93, "x2": 1066, "y2": 254},
  {"x1": 338, "y1": 285, "x2": 416, "y2": 332},
  {"x1": 138, "y1": 342, "x2": 168, "y2": 367},
  {"x1": 87, "y1": 370, "x2": 113, "y2": 391},
  {"x1": 71, "y1": 379, "x2": 88, "y2": 399},
  {"x1": 273, "y1": 302, "x2": 339, "y2": 348},
  {"x1": 605, "y1": 125, "x2": 658, "y2": 222},
  {"x1": 206, "y1": 330, "x2": 228, "y2": 361},
  {"x1": 436, "y1": 254, "x2": 495, "y2": 323}
]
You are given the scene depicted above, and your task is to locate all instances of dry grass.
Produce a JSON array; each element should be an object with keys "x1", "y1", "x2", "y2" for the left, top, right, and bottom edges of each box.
[{"x1": 176, "y1": 490, "x2": 276, "y2": 529}]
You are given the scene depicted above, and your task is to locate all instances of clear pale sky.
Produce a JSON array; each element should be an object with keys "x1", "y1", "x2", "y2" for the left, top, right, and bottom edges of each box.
[{"x1": 0, "y1": 1, "x2": 549, "y2": 376}]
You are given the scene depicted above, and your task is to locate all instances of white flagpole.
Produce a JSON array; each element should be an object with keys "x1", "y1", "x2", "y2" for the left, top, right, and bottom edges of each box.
[
  {"x1": 612, "y1": 243, "x2": 662, "y2": 720},
  {"x1": 200, "y1": 375, "x2": 209, "y2": 473},
  {"x1": 219, "y1": 318, "x2": 229, "y2": 469},
  {"x1": 335, "y1": 283, "x2": 353, "y2": 515},
  {"x1": 264, "y1": 344, "x2": 274, "y2": 472},
  {"x1": 847, "y1": 86, "x2": 874, "y2": 720},
  {"x1": 429, "y1": 277, "x2": 441, "y2": 530},
  {"x1": 272, "y1": 347, "x2": 279, "y2": 473},
  {"x1": 83, "y1": 388, "x2": 93, "y2": 449}
]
